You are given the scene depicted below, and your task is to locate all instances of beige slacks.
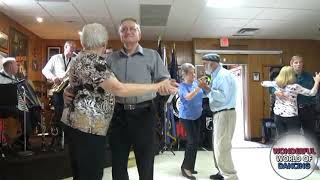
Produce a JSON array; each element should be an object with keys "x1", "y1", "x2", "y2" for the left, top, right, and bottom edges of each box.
[{"x1": 212, "y1": 110, "x2": 238, "y2": 180}]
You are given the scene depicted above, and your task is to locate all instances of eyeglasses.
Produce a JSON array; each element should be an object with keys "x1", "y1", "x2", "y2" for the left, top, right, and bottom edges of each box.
[{"x1": 120, "y1": 27, "x2": 139, "y2": 33}]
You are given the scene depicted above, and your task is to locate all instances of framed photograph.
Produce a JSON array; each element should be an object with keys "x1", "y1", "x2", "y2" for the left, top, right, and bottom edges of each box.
[
  {"x1": 47, "y1": 46, "x2": 61, "y2": 62},
  {"x1": 9, "y1": 28, "x2": 28, "y2": 57},
  {"x1": 0, "y1": 51, "x2": 8, "y2": 58},
  {"x1": 253, "y1": 72, "x2": 260, "y2": 81},
  {"x1": 0, "y1": 31, "x2": 8, "y2": 50},
  {"x1": 32, "y1": 59, "x2": 39, "y2": 72},
  {"x1": 195, "y1": 65, "x2": 205, "y2": 80}
]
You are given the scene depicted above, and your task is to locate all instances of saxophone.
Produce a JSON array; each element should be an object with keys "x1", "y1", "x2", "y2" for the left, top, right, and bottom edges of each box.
[
  {"x1": 51, "y1": 67, "x2": 70, "y2": 93},
  {"x1": 51, "y1": 52, "x2": 77, "y2": 93},
  {"x1": 51, "y1": 75, "x2": 69, "y2": 93}
]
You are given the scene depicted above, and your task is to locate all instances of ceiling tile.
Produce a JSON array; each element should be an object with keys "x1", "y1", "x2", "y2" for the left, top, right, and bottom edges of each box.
[
  {"x1": 166, "y1": 0, "x2": 206, "y2": 33},
  {"x1": 106, "y1": 0, "x2": 139, "y2": 25},
  {"x1": 274, "y1": 0, "x2": 320, "y2": 10},
  {"x1": 256, "y1": 9, "x2": 302, "y2": 20},
  {"x1": 195, "y1": 18, "x2": 250, "y2": 29},
  {"x1": 191, "y1": 26, "x2": 239, "y2": 39},
  {"x1": 140, "y1": 26, "x2": 165, "y2": 40},
  {"x1": 1, "y1": 0, "x2": 320, "y2": 40},
  {"x1": 200, "y1": 7, "x2": 264, "y2": 20},
  {"x1": 139, "y1": 0, "x2": 173, "y2": 5},
  {"x1": 239, "y1": 0, "x2": 278, "y2": 8},
  {"x1": 71, "y1": 0, "x2": 108, "y2": 17},
  {"x1": 1, "y1": 0, "x2": 47, "y2": 16},
  {"x1": 54, "y1": 16, "x2": 83, "y2": 23},
  {"x1": 38, "y1": 1, "x2": 78, "y2": 17}
]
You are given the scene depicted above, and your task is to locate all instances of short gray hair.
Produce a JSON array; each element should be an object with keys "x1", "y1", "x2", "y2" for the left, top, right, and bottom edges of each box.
[
  {"x1": 80, "y1": 23, "x2": 108, "y2": 50},
  {"x1": 181, "y1": 63, "x2": 195, "y2": 79},
  {"x1": 118, "y1": 17, "x2": 141, "y2": 35}
]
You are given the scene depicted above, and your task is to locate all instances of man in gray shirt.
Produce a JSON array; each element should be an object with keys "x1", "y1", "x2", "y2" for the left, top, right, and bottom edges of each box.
[
  {"x1": 108, "y1": 18, "x2": 173, "y2": 180},
  {"x1": 64, "y1": 18, "x2": 175, "y2": 180}
]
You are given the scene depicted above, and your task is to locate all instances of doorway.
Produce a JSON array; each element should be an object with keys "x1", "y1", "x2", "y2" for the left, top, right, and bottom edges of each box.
[{"x1": 226, "y1": 64, "x2": 248, "y2": 147}]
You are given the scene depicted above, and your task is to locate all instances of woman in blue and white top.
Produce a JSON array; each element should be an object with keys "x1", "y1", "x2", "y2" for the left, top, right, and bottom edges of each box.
[
  {"x1": 178, "y1": 63, "x2": 204, "y2": 180},
  {"x1": 261, "y1": 66, "x2": 320, "y2": 135}
]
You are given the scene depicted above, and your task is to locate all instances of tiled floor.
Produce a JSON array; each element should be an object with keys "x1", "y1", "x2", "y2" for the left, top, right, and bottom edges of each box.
[{"x1": 63, "y1": 148, "x2": 320, "y2": 180}]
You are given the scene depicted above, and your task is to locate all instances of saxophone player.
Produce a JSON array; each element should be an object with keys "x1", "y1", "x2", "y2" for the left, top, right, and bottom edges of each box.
[{"x1": 42, "y1": 41, "x2": 76, "y2": 146}]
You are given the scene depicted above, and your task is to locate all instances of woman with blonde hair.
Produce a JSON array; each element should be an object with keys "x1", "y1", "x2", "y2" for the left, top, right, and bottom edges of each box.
[{"x1": 261, "y1": 66, "x2": 320, "y2": 135}]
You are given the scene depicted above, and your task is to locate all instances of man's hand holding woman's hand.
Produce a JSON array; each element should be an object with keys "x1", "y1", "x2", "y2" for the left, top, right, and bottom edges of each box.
[
  {"x1": 198, "y1": 78, "x2": 211, "y2": 92},
  {"x1": 158, "y1": 79, "x2": 179, "y2": 95},
  {"x1": 313, "y1": 72, "x2": 320, "y2": 83}
]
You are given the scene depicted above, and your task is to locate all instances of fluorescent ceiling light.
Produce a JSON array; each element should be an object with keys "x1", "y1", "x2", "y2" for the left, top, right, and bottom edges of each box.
[
  {"x1": 206, "y1": 0, "x2": 242, "y2": 8},
  {"x1": 36, "y1": 17, "x2": 43, "y2": 23}
]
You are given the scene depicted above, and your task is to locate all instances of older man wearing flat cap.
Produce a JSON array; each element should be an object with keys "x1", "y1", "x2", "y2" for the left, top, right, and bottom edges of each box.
[{"x1": 198, "y1": 53, "x2": 238, "y2": 180}]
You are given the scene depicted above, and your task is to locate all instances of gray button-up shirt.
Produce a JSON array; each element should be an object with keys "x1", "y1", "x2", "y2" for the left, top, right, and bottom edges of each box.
[{"x1": 106, "y1": 44, "x2": 170, "y2": 104}]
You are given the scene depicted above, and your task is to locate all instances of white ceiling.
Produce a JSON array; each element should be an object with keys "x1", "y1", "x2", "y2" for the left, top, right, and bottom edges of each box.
[{"x1": 0, "y1": 0, "x2": 320, "y2": 41}]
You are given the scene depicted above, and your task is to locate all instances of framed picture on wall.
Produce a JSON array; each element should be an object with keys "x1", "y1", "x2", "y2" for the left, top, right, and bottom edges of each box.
[
  {"x1": 9, "y1": 28, "x2": 28, "y2": 57},
  {"x1": 0, "y1": 51, "x2": 8, "y2": 58},
  {"x1": 47, "y1": 46, "x2": 61, "y2": 62},
  {"x1": 0, "y1": 31, "x2": 8, "y2": 50},
  {"x1": 253, "y1": 72, "x2": 260, "y2": 81}
]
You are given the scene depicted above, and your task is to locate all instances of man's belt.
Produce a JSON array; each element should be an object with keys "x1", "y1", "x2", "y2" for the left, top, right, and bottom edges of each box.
[
  {"x1": 298, "y1": 104, "x2": 315, "y2": 109},
  {"x1": 213, "y1": 108, "x2": 235, "y2": 114},
  {"x1": 116, "y1": 100, "x2": 152, "y2": 110}
]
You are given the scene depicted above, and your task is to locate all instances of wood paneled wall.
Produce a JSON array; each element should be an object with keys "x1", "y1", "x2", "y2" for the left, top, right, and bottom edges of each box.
[
  {"x1": 0, "y1": 12, "x2": 44, "y2": 81},
  {"x1": 193, "y1": 38, "x2": 320, "y2": 139},
  {"x1": 43, "y1": 39, "x2": 192, "y2": 66}
]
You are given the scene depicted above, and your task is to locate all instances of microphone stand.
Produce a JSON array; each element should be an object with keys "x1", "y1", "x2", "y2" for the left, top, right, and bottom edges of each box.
[
  {"x1": 17, "y1": 87, "x2": 33, "y2": 156},
  {"x1": 0, "y1": 118, "x2": 5, "y2": 158},
  {"x1": 160, "y1": 94, "x2": 176, "y2": 155},
  {"x1": 37, "y1": 114, "x2": 48, "y2": 152}
]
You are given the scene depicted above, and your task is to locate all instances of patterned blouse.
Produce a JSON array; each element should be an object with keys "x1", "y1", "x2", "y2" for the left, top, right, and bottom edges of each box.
[
  {"x1": 262, "y1": 81, "x2": 317, "y2": 117},
  {"x1": 62, "y1": 51, "x2": 115, "y2": 136}
]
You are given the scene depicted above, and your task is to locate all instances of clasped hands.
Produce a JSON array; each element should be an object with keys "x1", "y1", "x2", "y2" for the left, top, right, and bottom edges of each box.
[
  {"x1": 64, "y1": 79, "x2": 180, "y2": 105},
  {"x1": 198, "y1": 76, "x2": 210, "y2": 91},
  {"x1": 157, "y1": 79, "x2": 179, "y2": 95}
]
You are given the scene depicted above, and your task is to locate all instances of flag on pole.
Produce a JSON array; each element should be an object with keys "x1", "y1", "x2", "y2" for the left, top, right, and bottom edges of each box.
[
  {"x1": 169, "y1": 43, "x2": 178, "y2": 81},
  {"x1": 163, "y1": 45, "x2": 167, "y2": 68},
  {"x1": 165, "y1": 102, "x2": 177, "y2": 145},
  {"x1": 157, "y1": 36, "x2": 163, "y2": 60}
]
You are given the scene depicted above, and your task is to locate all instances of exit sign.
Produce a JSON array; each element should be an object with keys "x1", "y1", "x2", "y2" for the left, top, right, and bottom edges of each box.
[{"x1": 220, "y1": 37, "x2": 229, "y2": 47}]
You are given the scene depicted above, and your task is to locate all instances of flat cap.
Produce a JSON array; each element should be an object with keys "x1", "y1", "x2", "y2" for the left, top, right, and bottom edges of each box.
[{"x1": 202, "y1": 53, "x2": 220, "y2": 63}]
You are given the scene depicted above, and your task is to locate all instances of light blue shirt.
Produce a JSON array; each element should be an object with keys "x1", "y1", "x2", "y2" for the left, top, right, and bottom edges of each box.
[
  {"x1": 207, "y1": 65, "x2": 237, "y2": 112},
  {"x1": 178, "y1": 81, "x2": 204, "y2": 120}
]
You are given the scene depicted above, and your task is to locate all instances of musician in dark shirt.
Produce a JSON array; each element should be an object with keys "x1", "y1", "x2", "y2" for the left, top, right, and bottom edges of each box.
[{"x1": 0, "y1": 57, "x2": 39, "y2": 149}]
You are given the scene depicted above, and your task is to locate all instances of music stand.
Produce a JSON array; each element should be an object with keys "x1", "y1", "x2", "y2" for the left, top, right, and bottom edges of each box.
[{"x1": 0, "y1": 84, "x2": 18, "y2": 158}]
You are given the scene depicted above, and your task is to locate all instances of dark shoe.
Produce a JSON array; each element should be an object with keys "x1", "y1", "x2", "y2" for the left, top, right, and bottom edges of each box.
[
  {"x1": 210, "y1": 173, "x2": 224, "y2": 180},
  {"x1": 191, "y1": 170, "x2": 198, "y2": 174},
  {"x1": 181, "y1": 168, "x2": 196, "y2": 180}
]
